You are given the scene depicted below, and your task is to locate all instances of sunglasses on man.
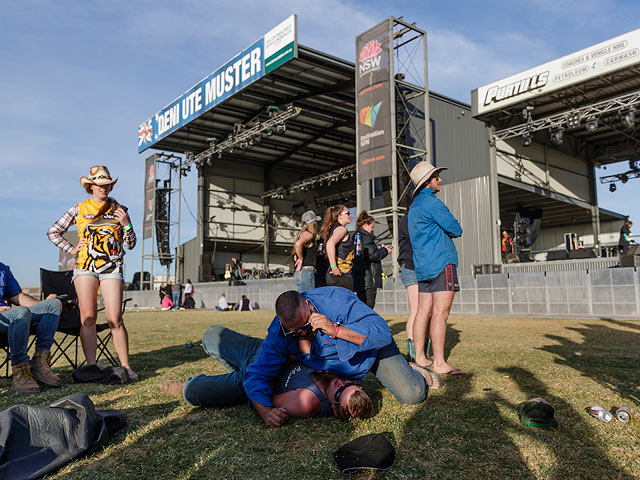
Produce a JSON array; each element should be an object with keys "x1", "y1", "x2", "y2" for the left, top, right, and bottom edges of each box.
[
  {"x1": 280, "y1": 302, "x2": 314, "y2": 337},
  {"x1": 334, "y1": 382, "x2": 359, "y2": 403}
]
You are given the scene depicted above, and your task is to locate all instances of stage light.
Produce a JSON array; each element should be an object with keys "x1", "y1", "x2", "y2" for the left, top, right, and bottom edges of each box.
[
  {"x1": 276, "y1": 124, "x2": 286, "y2": 134},
  {"x1": 620, "y1": 174, "x2": 629, "y2": 183},
  {"x1": 229, "y1": 147, "x2": 234, "y2": 153},
  {"x1": 550, "y1": 126, "x2": 564, "y2": 146},
  {"x1": 567, "y1": 111, "x2": 580, "y2": 129},
  {"x1": 609, "y1": 183, "x2": 617, "y2": 192},
  {"x1": 266, "y1": 128, "x2": 273, "y2": 136},
  {"x1": 586, "y1": 117, "x2": 598, "y2": 132},
  {"x1": 620, "y1": 107, "x2": 635, "y2": 131},
  {"x1": 218, "y1": 152, "x2": 222, "y2": 159},
  {"x1": 522, "y1": 132, "x2": 532, "y2": 147}
]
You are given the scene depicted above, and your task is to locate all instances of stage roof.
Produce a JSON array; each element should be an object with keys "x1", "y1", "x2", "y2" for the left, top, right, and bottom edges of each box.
[
  {"x1": 472, "y1": 29, "x2": 640, "y2": 166},
  {"x1": 147, "y1": 45, "x2": 356, "y2": 176}
]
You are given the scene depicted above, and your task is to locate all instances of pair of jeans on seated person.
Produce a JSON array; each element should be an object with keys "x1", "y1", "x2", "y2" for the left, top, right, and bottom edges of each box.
[
  {"x1": 181, "y1": 326, "x2": 427, "y2": 407},
  {"x1": 0, "y1": 298, "x2": 60, "y2": 365}
]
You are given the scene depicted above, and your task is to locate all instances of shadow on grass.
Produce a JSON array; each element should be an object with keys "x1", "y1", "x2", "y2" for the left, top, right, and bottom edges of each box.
[
  {"x1": 539, "y1": 322, "x2": 640, "y2": 405},
  {"x1": 128, "y1": 343, "x2": 206, "y2": 379}
]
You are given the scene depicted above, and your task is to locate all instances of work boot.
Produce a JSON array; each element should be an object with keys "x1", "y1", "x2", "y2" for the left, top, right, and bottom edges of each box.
[
  {"x1": 29, "y1": 350, "x2": 62, "y2": 387},
  {"x1": 11, "y1": 363, "x2": 40, "y2": 394},
  {"x1": 159, "y1": 379, "x2": 185, "y2": 399}
]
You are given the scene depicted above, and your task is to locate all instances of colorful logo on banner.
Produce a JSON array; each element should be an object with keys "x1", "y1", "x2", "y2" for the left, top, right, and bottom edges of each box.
[
  {"x1": 359, "y1": 102, "x2": 383, "y2": 128},
  {"x1": 359, "y1": 40, "x2": 383, "y2": 76},
  {"x1": 138, "y1": 120, "x2": 152, "y2": 147}
]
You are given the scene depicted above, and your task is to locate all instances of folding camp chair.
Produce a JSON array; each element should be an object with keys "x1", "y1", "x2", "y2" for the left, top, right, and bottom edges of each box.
[
  {"x1": 40, "y1": 268, "x2": 129, "y2": 369},
  {"x1": 0, "y1": 323, "x2": 39, "y2": 377}
]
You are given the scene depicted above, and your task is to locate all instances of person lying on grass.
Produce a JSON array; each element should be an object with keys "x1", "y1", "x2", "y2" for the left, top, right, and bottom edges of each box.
[{"x1": 160, "y1": 287, "x2": 440, "y2": 426}]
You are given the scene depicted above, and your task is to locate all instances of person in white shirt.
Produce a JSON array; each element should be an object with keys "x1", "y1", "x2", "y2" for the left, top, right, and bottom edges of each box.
[{"x1": 216, "y1": 293, "x2": 229, "y2": 311}]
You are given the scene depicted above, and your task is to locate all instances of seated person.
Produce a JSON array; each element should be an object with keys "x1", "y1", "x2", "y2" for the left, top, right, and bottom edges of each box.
[
  {"x1": 272, "y1": 360, "x2": 372, "y2": 420},
  {"x1": 182, "y1": 295, "x2": 195, "y2": 310},
  {"x1": 161, "y1": 294, "x2": 174, "y2": 311},
  {"x1": 236, "y1": 294, "x2": 253, "y2": 311},
  {"x1": 216, "y1": 293, "x2": 229, "y2": 311},
  {"x1": 0, "y1": 262, "x2": 63, "y2": 393}
]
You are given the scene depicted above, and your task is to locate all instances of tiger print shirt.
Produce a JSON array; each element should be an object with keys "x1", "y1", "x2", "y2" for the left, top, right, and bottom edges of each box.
[{"x1": 47, "y1": 199, "x2": 136, "y2": 274}]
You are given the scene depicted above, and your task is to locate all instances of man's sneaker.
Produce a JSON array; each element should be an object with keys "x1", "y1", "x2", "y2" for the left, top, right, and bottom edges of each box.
[
  {"x1": 159, "y1": 379, "x2": 185, "y2": 398},
  {"x1": 11, "y1": 363, "x2": 40, "y2": 394},
  {"x1": 29, "y1": 350, "x2": 62, "y2": 387}
]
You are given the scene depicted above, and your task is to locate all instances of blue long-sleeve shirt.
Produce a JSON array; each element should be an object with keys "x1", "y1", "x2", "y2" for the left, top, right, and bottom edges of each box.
[
  {"x1": 408, "y1": 188, "x2": 462, "y2": 281},
  {"x1": 243, "y1": 287, "x2": 393, "y2": 407}
]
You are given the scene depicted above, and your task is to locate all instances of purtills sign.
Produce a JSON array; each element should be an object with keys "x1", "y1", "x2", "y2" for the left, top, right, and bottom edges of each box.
[
  {"x1": 473, "y1": 28, "x2": 640, "y2": 117},
  {"x1": 356, "y1": 20, "x2": 392, "y2": 184}
]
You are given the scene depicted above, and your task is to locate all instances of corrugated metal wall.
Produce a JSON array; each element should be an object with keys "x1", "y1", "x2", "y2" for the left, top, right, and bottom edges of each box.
[{"x1": 439, "y1": 176, "x2": 494, "y2": 275}]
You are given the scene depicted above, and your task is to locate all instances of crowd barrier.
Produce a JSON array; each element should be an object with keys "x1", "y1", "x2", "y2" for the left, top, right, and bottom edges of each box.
[{"x1": 124, "y1": 268, "x2": 640, "y2": 319}]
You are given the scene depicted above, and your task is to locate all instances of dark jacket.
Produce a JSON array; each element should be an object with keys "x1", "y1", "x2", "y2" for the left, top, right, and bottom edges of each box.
[{"x1": 353, "y1": 229, "x2": 390, "y2": 291}]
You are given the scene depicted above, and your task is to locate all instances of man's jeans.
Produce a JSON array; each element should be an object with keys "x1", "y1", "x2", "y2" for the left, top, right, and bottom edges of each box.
[
  {"x1": 0, "y1": 298, "x2": 61, "y2": 365},
  {"x1": 172, "y1": 291, "x2": 180, "y2": 308},
  {"x1": 182, "y1": 326, "x2": 427, "y2": 406},
  {"x1": 294, "y1": 268, "x2": 315, "y2": 293},
  {"x1": 183, "y1": 326, "x2": 264, "y2": 406}
]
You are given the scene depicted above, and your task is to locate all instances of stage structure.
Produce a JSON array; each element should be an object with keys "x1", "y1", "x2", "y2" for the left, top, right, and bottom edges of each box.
[
  {"x1": 472, "y1": 29, "x2": 640, "y2": 262},
  {"x1": 139, "y1": 153, "x2": 183, "y2": 289}
]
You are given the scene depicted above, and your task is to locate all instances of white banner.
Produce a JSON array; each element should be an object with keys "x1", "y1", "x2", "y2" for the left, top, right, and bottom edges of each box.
[{"x1": 473, "y1": 28, "x2": 640, "y2": 117}]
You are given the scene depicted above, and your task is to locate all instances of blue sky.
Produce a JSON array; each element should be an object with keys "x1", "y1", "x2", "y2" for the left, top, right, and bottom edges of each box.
[{"x1": 2, "y1": 0, "x2": 639, "y2": 285}]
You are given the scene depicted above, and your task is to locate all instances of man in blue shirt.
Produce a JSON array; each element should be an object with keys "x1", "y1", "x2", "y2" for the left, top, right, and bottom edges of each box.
[
  {"x1": 0, "y1": 262, "x2": 63, "y2": 393},
  {"x1": 159, "y1": 287, "x2": 440, "y2": 426},
  {"x1": 408, "y1": 161, "x2": 466, "y2": 376}
]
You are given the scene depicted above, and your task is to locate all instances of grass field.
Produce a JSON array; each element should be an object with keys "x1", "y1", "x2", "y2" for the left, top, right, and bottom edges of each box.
[{"x1": 1, "y1": 309, "x2": 639, "y2": 479}]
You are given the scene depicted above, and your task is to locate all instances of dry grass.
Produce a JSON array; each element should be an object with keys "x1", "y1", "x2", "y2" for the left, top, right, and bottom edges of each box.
[{"x1": 1, "y1": 309, "x2": 638, "y2": 479}]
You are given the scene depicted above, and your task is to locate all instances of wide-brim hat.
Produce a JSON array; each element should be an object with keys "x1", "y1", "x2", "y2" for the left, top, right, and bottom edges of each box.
[
  {"x1": 410, "y1": 161, "x2": 447, "y2": 195},
  {"x1": 517, "y1": 397, "x2": 558, "y2": 429},
  {"x1": 80, "y1": 165, "x2": 118, "y2": 190}
]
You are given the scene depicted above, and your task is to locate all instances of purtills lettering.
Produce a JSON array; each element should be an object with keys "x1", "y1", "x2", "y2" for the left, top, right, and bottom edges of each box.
[{"x1": 484, "y1": 71, "x2": 549, "y2": 106}]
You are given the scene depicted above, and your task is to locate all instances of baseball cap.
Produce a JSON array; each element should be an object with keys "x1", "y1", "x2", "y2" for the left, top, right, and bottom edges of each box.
[
  {"x1": 301, "y1": 210, "x2": 321, "y2": 225},
  {"x1": 334, "y1": 433, "x2": 395, "y2": 474},
  {"x1": 517, "y1": 397, "x2": 558, "y2": 429}
]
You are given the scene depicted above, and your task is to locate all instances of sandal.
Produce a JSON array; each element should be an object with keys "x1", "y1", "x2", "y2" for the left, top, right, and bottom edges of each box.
[{"x1": 409, "y1": 362, "x2": 443, "y2": 390}]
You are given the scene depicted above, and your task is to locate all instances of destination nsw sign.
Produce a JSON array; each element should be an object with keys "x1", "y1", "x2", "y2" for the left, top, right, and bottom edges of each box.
[{"x1": 137, "y1": 15, "x2": 297, "y2": 153}]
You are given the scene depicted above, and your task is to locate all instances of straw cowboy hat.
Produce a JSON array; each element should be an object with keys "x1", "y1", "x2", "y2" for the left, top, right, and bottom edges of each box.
[
  {"x1": 409, "y1": 161, "x2": 447, "y2": 195},
  {"x1": 80, "y1": 165, "x2": 118, "y2": 191}
]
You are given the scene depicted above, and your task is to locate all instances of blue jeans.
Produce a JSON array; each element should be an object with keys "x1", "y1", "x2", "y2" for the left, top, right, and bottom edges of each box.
[
  {"x1": 182, "y1": 326, "x2": 427, "y2": 406},
  {"x1": 172, "y1": 291, "x2": 180, "y2": 307},
  {"x1": 183, "y1": 326, "x2": 264, "y2": 406},
  {"x1": 0, "y1": 298, "x2": 61, "y2": 365},
  {"x1": 294, "y1": 268, "x2": 315, "y2": 292}
]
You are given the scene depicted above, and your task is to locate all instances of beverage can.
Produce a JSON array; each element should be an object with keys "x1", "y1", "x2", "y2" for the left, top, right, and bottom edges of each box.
[
  {"x1": 616, "y1": 406, "x2": 635, "y2": 423},
  {"x1": 355, "y1": 232, "x2": 363, "y2": 256},
  {"x1": 316, "y1": 240, "x2": 324, "y2": 255},
  {"x1": 587, "y1": 405, "x2": 612, "y2": 422}
]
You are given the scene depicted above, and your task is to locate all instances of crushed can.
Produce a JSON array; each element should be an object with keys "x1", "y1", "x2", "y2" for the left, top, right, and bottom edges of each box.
[
  {"x1": 587, "y1": 405, "x2": 612, "y2": 422},
  {"x1": 615, "y1": 406, "x2": 635, "y2": 423}
]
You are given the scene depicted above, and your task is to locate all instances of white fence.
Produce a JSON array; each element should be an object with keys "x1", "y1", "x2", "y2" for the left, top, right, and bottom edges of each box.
[{"x1": 124, "y1": 268, "x2": 640, "y2": 319}]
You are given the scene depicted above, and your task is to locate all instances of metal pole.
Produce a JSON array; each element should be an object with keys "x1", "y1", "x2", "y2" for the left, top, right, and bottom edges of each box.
[
  {"x1": 176, "y1": 158, "x2": 182, "y2": 282},
  {"x1": 389, "y1": 18, "x2": 400, "y2": 282},
  {"x1": 488, "y1": 128, "x2": 501, "y2": 265},
  {"x1": 140, "y1": 159, "x2": 146, "y2": 290}
]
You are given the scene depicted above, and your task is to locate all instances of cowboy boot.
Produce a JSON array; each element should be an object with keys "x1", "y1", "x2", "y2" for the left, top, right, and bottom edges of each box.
[
  {"x1": 11, "y1": 363, "x2": 40, "y2": 394},
  {"x1": 29, "y1": 350, "x2": 62, "y2": 387}
]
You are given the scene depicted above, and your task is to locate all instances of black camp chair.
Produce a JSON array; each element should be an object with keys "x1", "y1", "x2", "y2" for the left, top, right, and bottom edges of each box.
[
  {"x1": 0, "y1": 324, "x2": 39, "y2": 376},
  {"x1": 40, "y1": 268, "x2": 129, "y2": 369}
]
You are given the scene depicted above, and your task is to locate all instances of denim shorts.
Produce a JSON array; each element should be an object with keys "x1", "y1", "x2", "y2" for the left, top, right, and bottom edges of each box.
[
  {"x1": 73, "y1": 268, "x2": 123, "y2": 282},
  {"x1": 400, "y1": 265, "x2": 417, "y2": 288}
]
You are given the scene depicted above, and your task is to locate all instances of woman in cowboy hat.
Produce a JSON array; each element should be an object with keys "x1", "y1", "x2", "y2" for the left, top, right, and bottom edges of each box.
[
  {"x1": 293, "y1": 210, "x2": 321, "y2": 292},
  {"x1": 47, "y1": 165, "x2": 138, "y2": 380}
]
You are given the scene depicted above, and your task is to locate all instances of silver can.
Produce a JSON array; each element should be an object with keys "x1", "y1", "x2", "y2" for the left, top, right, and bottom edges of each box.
[{"x1": 588, "y1": 405, "x2": 613, "y2": 422}]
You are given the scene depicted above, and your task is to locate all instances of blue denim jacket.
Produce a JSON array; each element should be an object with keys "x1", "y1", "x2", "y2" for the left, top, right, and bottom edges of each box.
[
  {"x1": 243, "y1": 287, "x2": 392, "y2": 407},
  {"x1": 0, "y1": 263, "x2": 21, "y2": 305},
  {"x1": 408, "y1": 188, "x2": 462, "y2": 281}
]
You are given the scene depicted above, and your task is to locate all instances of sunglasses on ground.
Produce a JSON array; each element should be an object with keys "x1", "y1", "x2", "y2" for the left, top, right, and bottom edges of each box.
[{"x1": 334, "y1": 382, "x2": 359, "y2": 403}]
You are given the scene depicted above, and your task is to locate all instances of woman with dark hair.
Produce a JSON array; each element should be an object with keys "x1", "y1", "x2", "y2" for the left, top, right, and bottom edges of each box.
[
  {"x1": 293, "y1": 211, "x2": 320, "y2": 292},
  {"x1": 352, "y1": 211, "x2": 391, "y2": 309},
  {"x1": 48, "y1": 165, "x2": 138, "y2": 380},
  {"x1": 398, "y1": 212, "x2": 419, "y2": 362},
  {"x1": 321, "y1": 205, "x2": 355, "y2": 290}
]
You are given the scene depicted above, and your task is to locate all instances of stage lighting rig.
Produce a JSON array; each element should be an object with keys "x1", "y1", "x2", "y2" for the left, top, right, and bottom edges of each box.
[
  {"x1": 566, "y1": 110, "x2": 581, "y2": 129},
  {"x1": 521, "y1": 131, "x2": 532, "y2": 147},
  {"x1": 585, "y1": 116, "x2": 598, "y2": 132},
  {"x1": 620, "y1": 107, "x2": 635, "y2": 131},
  {"x1": 261, "y1": 165, "x2": 356, "y2": 199},
  {"x1": 549, "y1": 126, "x2": 564, "y2": 146}
]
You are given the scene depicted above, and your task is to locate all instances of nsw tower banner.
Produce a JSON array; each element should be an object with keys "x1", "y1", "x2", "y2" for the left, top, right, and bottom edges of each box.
[{"x1": 356, "y1": 20, "x2": 392, "y2": 184}]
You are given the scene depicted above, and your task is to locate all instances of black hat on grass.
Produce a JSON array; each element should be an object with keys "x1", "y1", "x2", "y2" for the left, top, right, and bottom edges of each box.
[
  {"x1": 334, "y1": 433, "x2": 395, "y2": 475},
  {"x1": 517, "y1": 397, "x2": 558, "y2": 429}
]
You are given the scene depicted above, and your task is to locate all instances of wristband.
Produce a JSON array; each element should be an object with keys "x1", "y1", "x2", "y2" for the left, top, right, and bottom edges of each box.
[
  {"x1": 331, "y1": 264, "x2": 338, "y2": 269},
  {"x1": 123, "y1": 223, "x2": 132, "y2": 232},
  {"x1": 332, "y1": 323, "x2": 340, "y2": 339}
]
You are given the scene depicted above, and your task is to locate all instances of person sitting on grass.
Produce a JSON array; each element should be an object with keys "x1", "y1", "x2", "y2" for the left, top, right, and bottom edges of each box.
[
  {"x1": 216, "y1": 293, "x2": 229, "y2": 311},
  {"x1": 235, "y1": 294, "x2": 253, "y2": 311},
  {"x1": 0, "y1": 262, "x2": 63, "y2": 394},
  {"x1": 161, "y1": 294, "x2": 174, "y2": 311},
  {"x1": 159, "y1": 287, "x2": 439, "y2": 426}
]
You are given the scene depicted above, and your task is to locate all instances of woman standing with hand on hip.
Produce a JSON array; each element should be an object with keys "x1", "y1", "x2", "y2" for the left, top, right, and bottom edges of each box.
[
  {"x1": 47, "y1": 166, "x2": 138, "y2": 381},
  {"x1": 293, "y1": 210, "x2": 320, "y2": 292},
  {"x1": 322, "y1": 205, "x2": 355, "y2": 291}
]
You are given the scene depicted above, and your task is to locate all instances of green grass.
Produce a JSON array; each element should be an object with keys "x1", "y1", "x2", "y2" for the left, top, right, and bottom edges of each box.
[{"x1": 1, "y1": 311, "x2": 639, "y2": 479}]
